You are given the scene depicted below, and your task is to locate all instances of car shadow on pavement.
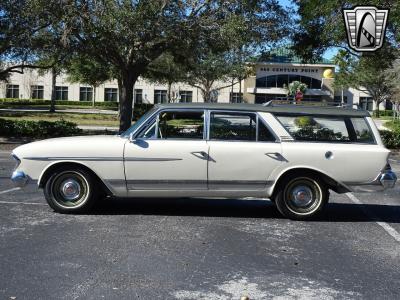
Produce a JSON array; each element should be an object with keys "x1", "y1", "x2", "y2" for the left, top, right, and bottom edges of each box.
[{"x1": 90, "y1": 198, "x2": 400, "y2": 223}]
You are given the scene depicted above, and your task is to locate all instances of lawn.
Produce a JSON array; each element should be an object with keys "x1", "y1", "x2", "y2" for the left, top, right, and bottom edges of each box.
[
  {"x1": 385, "y1": 120, "x2": 400, "y2": 131},
  {"x1": 0, "y1": 111, "x2": 119, "y2": 126}
]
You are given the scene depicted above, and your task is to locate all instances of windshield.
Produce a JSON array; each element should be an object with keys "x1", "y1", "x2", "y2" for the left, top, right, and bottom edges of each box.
[{"x1": 121, "y1": 106, "x2": 158, "y2": 138}]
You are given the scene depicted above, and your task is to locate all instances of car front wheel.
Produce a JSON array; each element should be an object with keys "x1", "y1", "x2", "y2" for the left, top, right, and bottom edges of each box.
[
  {"x1": 274, "y1": 174, "x2": 329, "y2": 220},
  {"x1": 44, "y1": 168, "x2": 97, "y2": 213}
]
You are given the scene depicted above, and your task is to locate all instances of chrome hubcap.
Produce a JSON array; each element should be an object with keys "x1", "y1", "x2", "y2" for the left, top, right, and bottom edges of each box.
[
  {"x1": 60, "y1": 179, "x2": 81, "y2": 201},
  {"x1": 291, "y1": 185, "x2": 313, "y2": 207}
]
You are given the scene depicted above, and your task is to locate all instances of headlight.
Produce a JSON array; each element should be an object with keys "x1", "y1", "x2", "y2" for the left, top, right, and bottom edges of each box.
[{"x1": 11, "y1": 153, "x2": 21, "y2": 170}]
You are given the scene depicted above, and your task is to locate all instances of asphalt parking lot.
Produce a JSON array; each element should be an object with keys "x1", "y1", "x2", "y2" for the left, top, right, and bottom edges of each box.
[{"x1": 0, "y1": 150, "x2": 399, "y2": 300}]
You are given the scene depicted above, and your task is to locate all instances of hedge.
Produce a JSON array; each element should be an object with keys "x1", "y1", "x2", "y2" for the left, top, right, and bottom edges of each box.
[
  {"x1": 0, "y1": 118, "x2": 82, "y2": 138},
  {"x1": 0, "y1": 98, "x2": 154, "y2": 119},
  {"x1": 379, "y1": 129, "x2": 400, "y2": 149},
  {"x1": 373, "y1": 110, "x2": 395, "y2": 117},
  {"x1": 0, "y1": 98, "x2": 118, "y2": 108}
]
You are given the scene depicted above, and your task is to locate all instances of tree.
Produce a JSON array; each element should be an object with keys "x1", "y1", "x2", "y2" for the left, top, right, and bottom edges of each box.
[
  {"x1": 288, "y1": 81, "x2": 307, "y2": 97},
  {"x1": 0, "y1": 0, "x2": 60, "y2": 81},
  {"x1": 66, "y1": 55, "x2": 113, "y2": 106},
  {"x1": 333, "y1": 47, "x2": 397, "y2": 117},
  {"x1": 52, "y1": 0, "x2": 289, "y2": 132},
  {"x1": 184, "y1": 51, "x2": 243, "y2": 102},
  {"x1": 291, "y1": 0, "x2": 400, "y2": 60},
  {"x1": 144, "y1": 53, "x2": 186, "y2": 103}
]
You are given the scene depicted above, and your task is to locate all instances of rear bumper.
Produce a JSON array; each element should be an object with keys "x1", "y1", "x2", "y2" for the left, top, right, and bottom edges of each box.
[
  {"x1": 345, "y1": 169, "x2": 397, "y2": 193},
  {"x1": 11, "y1": 170, "x2": 29, "y2": 187}
]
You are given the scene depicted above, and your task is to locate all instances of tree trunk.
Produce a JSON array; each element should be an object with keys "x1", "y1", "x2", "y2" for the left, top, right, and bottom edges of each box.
[
  {"x1": 167, "y1": 82, "x2": 172, "y2": 103},
  {"x1": 92, "y1": 85, "x2": 96, "y2": 107},
  {"x1": 230, "y1": 79, "x2": 234, "y2": 103},
  {"x1": 50, "y1": 68, "x2": 57, "y2": 113},
  {"x1": 238, "y1": 78, "x2": 242, "y2": 103},
  {"x1": 375, "y1": 99, "x2": 380, "y2": 118},
  {"x1": 118, "y1": 73, "x2": 137, "y2": 133}
]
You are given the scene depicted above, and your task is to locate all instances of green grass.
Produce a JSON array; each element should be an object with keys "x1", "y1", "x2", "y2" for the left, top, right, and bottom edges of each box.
[
  {"x1": 385, "y1": 120, "x2": 400, "y2": 131},
  {"x1": 0, "y1": 111, "x2": 119, "y2": 126}
]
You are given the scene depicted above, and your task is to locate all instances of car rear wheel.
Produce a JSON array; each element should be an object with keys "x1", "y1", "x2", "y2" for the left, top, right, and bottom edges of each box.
[
  {"x1": 44, "y1": 168, "x2": 97, "y2": 213},
  {"x1": 274, "y1": 174, "x2": 328, "y2": 220}
]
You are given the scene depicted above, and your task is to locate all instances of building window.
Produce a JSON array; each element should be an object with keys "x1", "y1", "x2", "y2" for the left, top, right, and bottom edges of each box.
[
  {"x1": 230, "y1": 92, "x2": 243, "y2": 103},
  {"x1": 334, "y1": 96, "x2": 348, "y2": 103},
  {"x1": 154, "y1": 90, "x2": 167, "y2": 104},
  {"x1": 6, "y1": 85, "x2": 19, "y2": 99},
  {"x1": 55, "y1": 86, "x2": 68, "y2": 100},
  {"x1": 79, "y1": 87, "x2": 93, "y2": 102},
  {"x1": 179, "y1": 90, "x2": 193, "y2": 103},
  {"x1": 256, "y1": 75, "x2": 322, "y2": 90},
  {"x1": 360, "y1": 97, "x2": 374, "y2": 111},
  {"x1": 134, "y1": 89, "x2": 143, "y2": 104},
  {"x1": 104, "y1": 88, "x2": 118, "y2": 102},
  {"x1": 31, "y1": 85, "x2": 44, "y2": 99}
]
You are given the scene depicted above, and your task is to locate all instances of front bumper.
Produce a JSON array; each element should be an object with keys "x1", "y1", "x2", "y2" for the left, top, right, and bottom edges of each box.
[
  {"x1": 11, "y1": 170, "x2": 29, "y2": 187},
  {"x1": 346, "y1": 169, "x2": 397, "y2": 193}
]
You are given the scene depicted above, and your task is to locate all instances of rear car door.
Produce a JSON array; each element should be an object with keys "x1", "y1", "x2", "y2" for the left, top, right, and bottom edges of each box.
[{"x1": 207, "y1": 111, "x2": 283, "y2": 190}]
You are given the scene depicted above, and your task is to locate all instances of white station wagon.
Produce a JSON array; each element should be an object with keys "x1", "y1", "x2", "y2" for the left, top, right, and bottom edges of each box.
[{"x1": 11, "y1": 103, "x2": 397, "y2": 219}]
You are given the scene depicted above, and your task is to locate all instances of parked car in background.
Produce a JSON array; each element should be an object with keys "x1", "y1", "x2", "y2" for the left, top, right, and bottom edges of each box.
[{"x1": 11, "y1": 103, "x2": 397, "y2": 219}]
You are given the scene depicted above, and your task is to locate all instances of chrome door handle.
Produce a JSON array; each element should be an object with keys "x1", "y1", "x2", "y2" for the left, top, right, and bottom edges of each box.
[
  {"x1": 191, "y1": 151, "x2": 208, "y2": 159},
  {"x1": 265, "y1": 152, "x2": 287, "y2": 162},
  {"x1": 191, "y1": 151, "x2": 216, "y2": 162}
]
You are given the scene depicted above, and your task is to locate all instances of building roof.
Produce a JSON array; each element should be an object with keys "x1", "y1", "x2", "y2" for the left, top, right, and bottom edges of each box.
[
  {"x1": 156, "y1": 103, "x2": 369, "y2": 117},
  {"x1": 258, "y1": 47, "x2": 334, "y2": 65}
]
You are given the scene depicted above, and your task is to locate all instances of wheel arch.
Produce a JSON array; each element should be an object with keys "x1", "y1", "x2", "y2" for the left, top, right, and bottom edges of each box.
[
  {"x1": 271, "y1": 166, "x2": 350, "y2": 198},
  {"x1": 38, "y1": 161, "x2": 113, "y2": 196}
]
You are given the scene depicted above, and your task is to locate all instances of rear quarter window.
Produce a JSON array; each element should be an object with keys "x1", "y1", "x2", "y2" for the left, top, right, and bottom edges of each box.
[{"x1": 276, "y1": 115, "x2": 375, "y2": 144}]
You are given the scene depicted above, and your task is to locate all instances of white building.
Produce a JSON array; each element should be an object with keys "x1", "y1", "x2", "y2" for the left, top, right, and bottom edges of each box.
[{"x1": 0, "y1": 50, "x2": 389, "y2": 111}]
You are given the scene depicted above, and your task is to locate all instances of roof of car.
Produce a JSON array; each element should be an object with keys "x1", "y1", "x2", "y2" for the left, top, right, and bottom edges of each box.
[{"x1": 155, "y1": 103, "x2": 370, "y2": 117}]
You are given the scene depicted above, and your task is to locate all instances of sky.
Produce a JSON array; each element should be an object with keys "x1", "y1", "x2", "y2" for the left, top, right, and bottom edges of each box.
[{"x1": 278, "y1": 0, "x2": 339, "y2": 60}]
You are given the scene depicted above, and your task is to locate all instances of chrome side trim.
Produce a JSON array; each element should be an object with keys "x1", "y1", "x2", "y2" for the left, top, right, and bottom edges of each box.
[
  {"x1": 24, "y1": 157, "x2": 182, "y2": 162},
  {"x1": 125, "y1": 157, "x2": 183, "y2": 162},
  {"x1": 24, "y1": 157, "x2": 123, "y2": 161},
  {"x1": 126, "y1": 179, "x2": 274, "y2": 190}
]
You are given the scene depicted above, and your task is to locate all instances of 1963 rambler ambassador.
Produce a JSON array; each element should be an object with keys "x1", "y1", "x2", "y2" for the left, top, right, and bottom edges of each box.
[{"x1": 11, "y1": 103, "x2": 397, "y2": 219}]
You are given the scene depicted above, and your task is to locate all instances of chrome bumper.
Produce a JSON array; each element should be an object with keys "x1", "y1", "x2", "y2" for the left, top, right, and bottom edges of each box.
[
  {"x1": 11, "y1": 170, "x2": 29, "y2": 187},
  {"x1": 345, "y1": 169, "x2": 397, "y2": 193},
  {"x1": 379, "y1": 170, "x2": 397, "y2": 189}
]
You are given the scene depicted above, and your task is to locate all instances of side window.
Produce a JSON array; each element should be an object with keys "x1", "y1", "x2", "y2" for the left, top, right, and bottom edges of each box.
[
  {"x1": 258, "y1": 119, "x2": 276, "y2": 142},
  {"x1": 158, "y1": 111, "x2": 204, "y2": 139},
  {"x1": 351, "y1": 117, "x2": 375, "y2": 143},
  {"x1": 210, "y1": 112, "x2": 256, "y2": 141},
  {"x1": 137, "y1": 121, "x2": 156, "y2": 139},
  {"x1": 276, "y1": 115, "x2": 351, "y2": 142}
]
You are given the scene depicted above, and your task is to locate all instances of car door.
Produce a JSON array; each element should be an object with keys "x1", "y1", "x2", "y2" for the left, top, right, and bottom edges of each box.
[
  {"x1": 207, "y1": 111, "x2": 283, "y2": 190},
  {"x1": 124, "y1": 109, "x2": 208, "y2": 190}
]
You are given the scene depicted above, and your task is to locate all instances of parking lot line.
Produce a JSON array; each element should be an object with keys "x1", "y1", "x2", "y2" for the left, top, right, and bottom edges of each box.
[
  {"x1": 346, "y1": 193, "x2": 400, "y2": 243},
  {"x1": 0, "y1": 200, "x2": 46, "y2": 205},
  {"x1": 0, "y1": 187, "x2": 21, "y2": 195}
]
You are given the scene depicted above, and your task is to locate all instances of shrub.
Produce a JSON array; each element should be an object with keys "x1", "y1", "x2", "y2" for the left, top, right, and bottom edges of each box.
[
  {"x1": 0, "y1": 98, "x2": 118, "y2": 108},
  {"x1": 373, "y1": 110, "x2": 395, "y2": 117},
  {"x1": 132, "y1": 103, "x2": 154, "y2": 120},
  {"x1": 0, "y1": 118, "x2": 82, "y2": 138},
  {"x1": 379, "y1": 129, "x2": 400, "y2": 149},
  {"x1": 294, "y1": 116, "x2": 317, "y2": 127}
]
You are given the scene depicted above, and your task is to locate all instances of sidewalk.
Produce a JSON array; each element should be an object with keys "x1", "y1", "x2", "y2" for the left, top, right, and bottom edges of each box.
[{"x1": 373, "y1": 118, "x2": 389, "y2": 130}]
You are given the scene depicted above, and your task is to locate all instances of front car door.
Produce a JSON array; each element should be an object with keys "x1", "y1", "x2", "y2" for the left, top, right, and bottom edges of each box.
[
  {"x1": 207, "y1": 110, "x2": 283, "y2": 191},
  {"x1": 124, "y1": 109, "x2": 208, "y2": 191}
]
